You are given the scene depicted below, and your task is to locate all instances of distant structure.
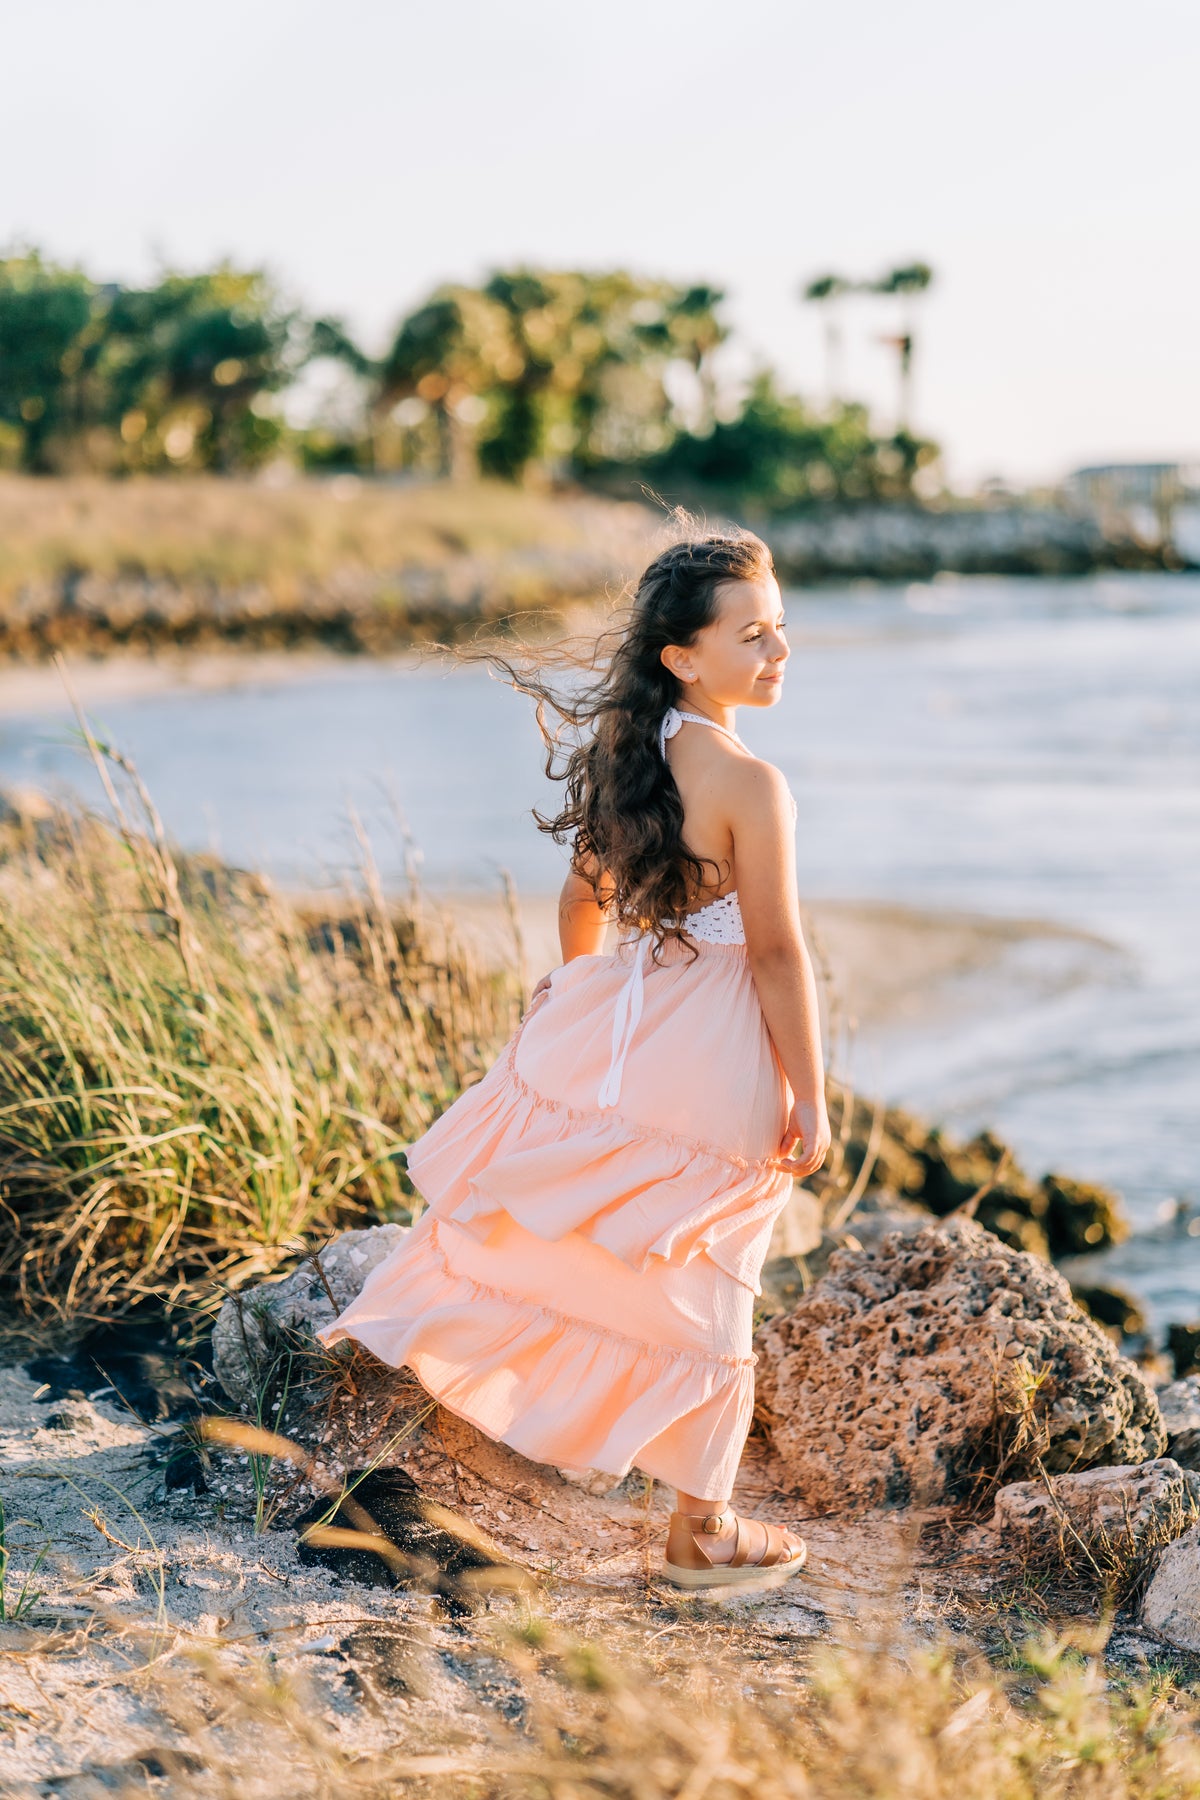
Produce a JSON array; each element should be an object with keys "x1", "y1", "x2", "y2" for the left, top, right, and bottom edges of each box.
[{"x1": 1062, "y1": 461, "x2": 1200, "y2": 555}]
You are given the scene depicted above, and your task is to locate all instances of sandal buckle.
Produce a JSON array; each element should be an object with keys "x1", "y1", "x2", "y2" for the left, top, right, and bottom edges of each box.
[{"x1": 701, "y1": 1512, "x2": 726, "y2": 1534}]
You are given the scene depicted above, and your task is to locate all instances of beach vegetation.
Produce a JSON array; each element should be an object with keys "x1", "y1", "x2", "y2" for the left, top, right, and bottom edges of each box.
[
  {"x1": 0, "y1": 1495, "x2": 49, "y2": 1624},
  {"x1": 0, "y1": 730, "x2": 521, "y2": 1352}
]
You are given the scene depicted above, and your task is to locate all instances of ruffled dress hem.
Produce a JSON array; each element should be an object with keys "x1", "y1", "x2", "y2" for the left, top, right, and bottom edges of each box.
[{"x1": 317, "y1": 1216, "x2": 756, "y2": 1495}]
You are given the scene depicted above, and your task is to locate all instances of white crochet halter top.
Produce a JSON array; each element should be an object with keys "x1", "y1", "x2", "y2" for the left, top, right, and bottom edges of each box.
[{"x1": 596, "y1": 705, "x2": 798, "y2": 1108}]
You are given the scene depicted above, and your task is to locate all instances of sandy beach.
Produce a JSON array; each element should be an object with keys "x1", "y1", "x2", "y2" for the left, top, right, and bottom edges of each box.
[{"x1": 0, "y1": 1359, "x2": 997, "y2": 1790}]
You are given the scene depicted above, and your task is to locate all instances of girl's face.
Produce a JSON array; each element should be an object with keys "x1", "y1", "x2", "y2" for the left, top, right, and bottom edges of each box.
[{"x1": 662, "y1": 572, "x2": 789, "y2": 710}]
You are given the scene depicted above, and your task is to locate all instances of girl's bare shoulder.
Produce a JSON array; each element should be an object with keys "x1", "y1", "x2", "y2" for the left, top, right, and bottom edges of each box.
[{"x1": 723, "y1": 755, "x2": 794, "y2": 827}]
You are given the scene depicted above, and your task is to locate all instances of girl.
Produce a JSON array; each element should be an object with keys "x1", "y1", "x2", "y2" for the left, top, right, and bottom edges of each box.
[{"x1": 319, "y1": 526, "x2": 831, "y2": 1590}]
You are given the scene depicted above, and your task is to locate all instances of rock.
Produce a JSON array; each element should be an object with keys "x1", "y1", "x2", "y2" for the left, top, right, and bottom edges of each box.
[
  {"x1": 993, "y1": 1460, "x2": 1200, "y2": 1560},
  {"x1": 1042, "y1": 1173, "x2": 1128, "y2": 1258},
  {"x1": 837, "y1": 1117, "x2": 1127, "y2": 1262},
  {"x1": 910, "y1": 1129, "x2": 1051, "y2": 1258},
  {"x1": 831, "y1": 1097, "x2": 928, "y2": 1200},
  {"x1": 1142, "y1": 1524, "x2": 1200, "y2": 1651},
  {"x1": 293, "y1": 1466, "x2": 513, "y2": 1612},
  {"x1": 758, "y1": 1203, "x2": 935, "y2": 1320},
  {"x1": 212, "y1": 1224, "x2": 408, "y2": 1407},
  {"x1": 769, "y1": 503, "x2": 1177, "y2": 586},
  {"x1": 1071, "y1": 1284, "x2": 1147, "y2": 1343},
  {"x1": 1156, "y1": 1378, "x2": 1200, "y2": 1436},
  {"x1": 753, "y1": 1217, "x2": 1165, "y2": 1510},
  {"x1": 766, "y1": 1187, "x2": 822, "y2": 1261},
  {"x1": 1167, "y1": 1323, "x2": 1200, "y2": 1379},
  {"x1": 1151, "y1": 1377, "x2": 1200, "y2": 1471}
]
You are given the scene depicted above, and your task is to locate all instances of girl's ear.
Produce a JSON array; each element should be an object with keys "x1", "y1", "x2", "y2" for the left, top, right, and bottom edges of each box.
[{"x1": 660, "y1": 644, "x2": 693, "y2": 684}]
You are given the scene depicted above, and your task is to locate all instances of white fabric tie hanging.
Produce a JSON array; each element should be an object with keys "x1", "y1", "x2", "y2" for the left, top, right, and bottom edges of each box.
[{"x1": 596, "y1": 933, "x2": 649, "y2": 1108}]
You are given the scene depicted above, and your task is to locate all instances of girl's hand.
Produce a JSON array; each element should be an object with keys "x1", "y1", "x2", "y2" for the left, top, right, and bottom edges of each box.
[
  {"x1": 770, "y1": 1097, "x2": 832, "y2": 1180},
  {"x1": 521, "y1": 969, "x2": 556, "y2": 1017}
]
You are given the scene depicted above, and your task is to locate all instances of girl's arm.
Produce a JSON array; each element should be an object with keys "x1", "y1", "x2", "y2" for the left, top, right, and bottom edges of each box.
[
  {"x1": 526, "y1": 859, "x2": 612, "y2": 1010},
  {"x1": 730, "y1": 762, "x2": 827, "y2": 1115},
  {"x1": 558, "y1": 855, "x2": 614, "y2": 961}
]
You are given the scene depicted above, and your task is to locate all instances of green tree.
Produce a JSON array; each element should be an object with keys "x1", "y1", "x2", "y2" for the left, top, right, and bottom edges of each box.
[
  {"x1": 376, "y1": 267, "x2": 728, "y2": 484},
  {"x1": 376, "y1": 286, "x2": 514, "y2": 478},
  {"x1": 867, "y1": 262, "x2": 935, "y2": 432},
  {"x1": 639, "y1": 367, "x2": 938, "y2": 512},
  {"x1": 801, "y1": 272, "x2": 853, "y2": 405},
  {"x1": 101, "y1": 266, "x2": 302, "y2": 471},
  {"x1": 0, "y1": 250, "x2": 96, "y2": 471}
]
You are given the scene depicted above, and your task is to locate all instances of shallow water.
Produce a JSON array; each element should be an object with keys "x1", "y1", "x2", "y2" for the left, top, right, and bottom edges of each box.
[{"x1": 2, "y1": 571, "x2": 1197, "y2": 1324}]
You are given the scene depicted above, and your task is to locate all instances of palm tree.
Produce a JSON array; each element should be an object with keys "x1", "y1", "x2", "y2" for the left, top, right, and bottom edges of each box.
[
  {"x1": 869, "y1": 262, "x2": 934, "y2": 432},
  {"x1": 801, "y1": 273, "x2": 852, "y2": 406}
]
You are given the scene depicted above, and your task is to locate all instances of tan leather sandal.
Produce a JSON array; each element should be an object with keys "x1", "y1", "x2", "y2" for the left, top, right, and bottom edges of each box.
[{"x1": 662, "y1": 1507, "x2": 808, "y2": 1590}]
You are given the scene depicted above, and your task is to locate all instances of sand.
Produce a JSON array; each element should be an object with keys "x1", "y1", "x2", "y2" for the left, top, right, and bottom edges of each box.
[{"x1": 0, "y1": 1359, "x2": 986, "y2": 1792}]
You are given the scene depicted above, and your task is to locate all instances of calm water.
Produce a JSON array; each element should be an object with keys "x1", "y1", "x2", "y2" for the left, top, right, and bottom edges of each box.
[{"x1": 2, "y1": 572, "x2": 1197, "y2": 1324}]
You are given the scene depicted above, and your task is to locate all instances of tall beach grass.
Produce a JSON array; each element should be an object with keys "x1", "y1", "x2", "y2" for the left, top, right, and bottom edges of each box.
[{"x1": 0, "y1": 722, "x2": 524, "y2": 1349}]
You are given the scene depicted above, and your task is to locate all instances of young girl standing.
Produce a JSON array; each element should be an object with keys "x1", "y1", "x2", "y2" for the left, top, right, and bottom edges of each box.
[{"x1": 320, "y1": 527, "x2": 831, "y2": 1590}]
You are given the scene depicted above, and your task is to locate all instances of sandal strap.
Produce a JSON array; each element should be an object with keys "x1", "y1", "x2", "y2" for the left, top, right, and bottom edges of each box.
[
  {"x1": 666, "y1": 1509, "x2": 801, "y2": 1574},
  {"x1": 758, "y1": 1520, "x2": 791, "y2": 1566},
  {"x1": 667, "y1": 1509, "x2": 730, "y2": 1570},
  {"x1": 721, "y1": 1514, "x2": 796, "y2": 1570}
]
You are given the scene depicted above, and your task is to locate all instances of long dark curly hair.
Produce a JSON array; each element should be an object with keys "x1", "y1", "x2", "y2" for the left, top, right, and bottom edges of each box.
[{"x1": 437, "y1": 509, "x2": 777, "y2": 965}]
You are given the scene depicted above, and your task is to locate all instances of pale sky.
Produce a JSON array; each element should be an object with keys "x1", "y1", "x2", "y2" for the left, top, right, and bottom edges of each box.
[{"x1": 5, "y1": 0, "x2": 1197, "y2": 488}]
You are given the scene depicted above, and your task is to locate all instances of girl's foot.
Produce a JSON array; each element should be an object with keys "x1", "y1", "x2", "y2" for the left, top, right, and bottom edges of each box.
[{"x1": 662, "y1": 1508, "x2": 807, "y2": 1590}]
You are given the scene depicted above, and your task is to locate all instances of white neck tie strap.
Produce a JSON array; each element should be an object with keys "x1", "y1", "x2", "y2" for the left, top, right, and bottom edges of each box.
[{"x1": 596, "y1": 933, "x2": 648, "y2": 1109}]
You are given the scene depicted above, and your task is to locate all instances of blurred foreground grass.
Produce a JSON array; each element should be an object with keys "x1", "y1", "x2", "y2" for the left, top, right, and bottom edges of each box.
[{"x1": 8, "y1": 1598, "x2": 1200, "y2": 1799}]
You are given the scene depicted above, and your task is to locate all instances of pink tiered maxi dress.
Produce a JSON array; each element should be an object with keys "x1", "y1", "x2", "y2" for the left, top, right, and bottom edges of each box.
[{"x1": 319, "y1": 770, "x2": 799, "y2": 1501}]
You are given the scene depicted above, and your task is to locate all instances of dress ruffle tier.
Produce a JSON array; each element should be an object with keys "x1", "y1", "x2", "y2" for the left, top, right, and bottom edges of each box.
[
  {"x1": 409, "y1": 1020, "x2": 794, "y2": 1296},
  {"x1": 319, "y1": 937, "x2": 796, "y2": 1497},
  {"x1": 322, "y1": 1212, "x2": 757, "y2": 1493}
]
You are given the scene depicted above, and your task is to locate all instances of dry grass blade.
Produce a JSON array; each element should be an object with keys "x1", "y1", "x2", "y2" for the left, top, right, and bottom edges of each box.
[
  {"x1": 197, "y1": 1418, "x2": 314, "y2": 1469},
  {"x1": 415, "y1": 1496, "x2": 513, "y2": 1564}
]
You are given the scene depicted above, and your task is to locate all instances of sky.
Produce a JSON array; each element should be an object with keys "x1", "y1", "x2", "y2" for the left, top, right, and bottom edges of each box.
[{"x1": 4, "y1": 0, "x2": 1197, "y2": 489}]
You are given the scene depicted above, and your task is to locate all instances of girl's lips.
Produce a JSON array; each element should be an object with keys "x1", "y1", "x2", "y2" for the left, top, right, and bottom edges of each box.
[{"x1": 759, "y1": 673, "x2": 785, "y2": 683}]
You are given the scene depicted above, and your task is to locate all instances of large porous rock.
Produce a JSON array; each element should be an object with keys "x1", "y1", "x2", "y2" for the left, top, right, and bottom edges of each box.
[
  {"x1": 753, "y1": 1217, "x2": 1165, "y2": 1510},
  {"x1": 1142, "y1": 1524, "x2": 1200, "y2": 1651},
  {"x1": 212, "y1": 1224, "x2": 407, "y2": 1407},
  {"x1": 993, "y1": 1460, "x2": 1200, "y2": 1560}
]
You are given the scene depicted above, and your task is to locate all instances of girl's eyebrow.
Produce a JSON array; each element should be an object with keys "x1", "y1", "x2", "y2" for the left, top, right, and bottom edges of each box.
[{"x1": 738, "y1": 611, "x2": 788, "y2": 630}]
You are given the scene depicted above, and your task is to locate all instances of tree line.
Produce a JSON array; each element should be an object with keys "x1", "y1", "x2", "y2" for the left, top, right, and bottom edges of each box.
[{"x1": 0, "y1": 247, "x2": 939, "y2": 511}]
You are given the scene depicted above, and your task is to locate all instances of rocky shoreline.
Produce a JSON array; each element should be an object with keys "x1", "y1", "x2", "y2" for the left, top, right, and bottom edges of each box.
[
  {"x1": 0, "y1": 491, "x2": 1186, "y2": 666},
  {"x1": 767, "y1": 503, "x2": 1188, "y2": 583}
]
